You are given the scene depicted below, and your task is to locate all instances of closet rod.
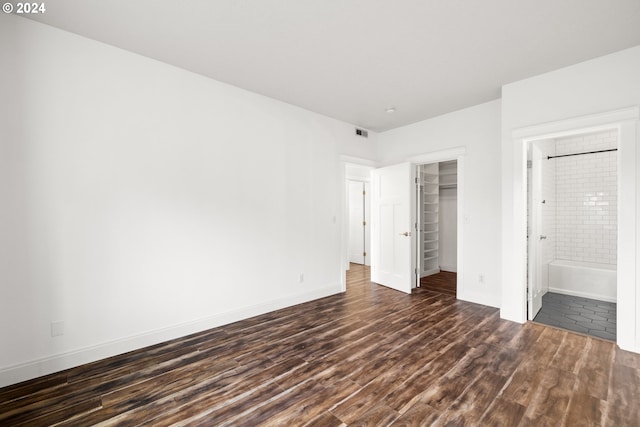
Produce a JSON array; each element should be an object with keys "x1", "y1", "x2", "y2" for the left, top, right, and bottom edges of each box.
[{"x1": 547, "y1": 148, "x2": 617, "y2": 160}]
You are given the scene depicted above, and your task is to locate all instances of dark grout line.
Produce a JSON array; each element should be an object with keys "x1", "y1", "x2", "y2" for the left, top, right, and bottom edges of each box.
[{"x1": 534, "y1": 292, "x2": 616, "y2": 341}]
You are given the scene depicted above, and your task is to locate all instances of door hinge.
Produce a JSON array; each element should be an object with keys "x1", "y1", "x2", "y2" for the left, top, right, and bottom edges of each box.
[
  {"x1": 415, "y1": 177, "x2": 418, "y2": 184},
  {"x1": 414, "y1": 222, "x2": 418, "y2": 230},
  {"x1": 363, "y1": 220, "x2": 367, "y2": 226},
  {"x1": 363, "y1": 190, "x2": 366, "y2": 195},
  {"x1": 363, "y1": 251, "x2": 367, "y2": 257}
]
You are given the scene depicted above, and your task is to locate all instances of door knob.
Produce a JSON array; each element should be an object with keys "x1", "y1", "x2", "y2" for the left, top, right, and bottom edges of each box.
[
  {"x1": 540, "y1": 235, "x2": 547, "y2": 240},
  {"x1": 399, "y1": 232, "x2": 411, "y2": 237}
]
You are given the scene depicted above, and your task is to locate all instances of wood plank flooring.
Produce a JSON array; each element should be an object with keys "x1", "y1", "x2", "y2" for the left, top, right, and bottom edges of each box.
[
  {"x1": 1, "y1": 263, "x2": 639, "y2": 426},
  {"x1": 420, "y1": 271, "x2": 456, "y2": 297}
]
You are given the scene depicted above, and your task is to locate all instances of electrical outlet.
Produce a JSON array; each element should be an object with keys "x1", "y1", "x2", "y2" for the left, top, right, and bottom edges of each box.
[
  {"x1": 51, "y1": 321, "x2": 64, "y2": 337},
  {"x1": 299, "y1": 273, "x2": 304, "y2": 283},
  {"x1": 478, "y1": 274, "x2": 485, "y2": 284}
]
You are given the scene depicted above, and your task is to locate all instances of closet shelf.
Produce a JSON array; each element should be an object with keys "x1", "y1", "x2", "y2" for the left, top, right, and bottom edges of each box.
[{"x1": 421, "y1": 163, "x2": 440, "y2": 278}]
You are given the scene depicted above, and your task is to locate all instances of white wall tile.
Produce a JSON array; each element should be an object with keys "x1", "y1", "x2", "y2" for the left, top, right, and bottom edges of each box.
[{"x1": 554, "y1": 130, "x2": 617, "y2": 265}]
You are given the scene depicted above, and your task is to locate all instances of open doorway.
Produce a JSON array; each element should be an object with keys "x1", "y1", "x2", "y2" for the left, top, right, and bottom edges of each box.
[
  {"x1": 347, "y1": 181, "x2": 370, "y2": 266},
  {"x1": 343, "y1": 162, "x2": 374, "y2": 289},
  {"x1": 417, "y1": 161, "x2": 458, "y2": 296},
  {"x1": 345, "y1": 147, "x2": 465, "y2": 296},
  {"x1": 527, "y1": 130, "x2": 618, "y2": 341}
]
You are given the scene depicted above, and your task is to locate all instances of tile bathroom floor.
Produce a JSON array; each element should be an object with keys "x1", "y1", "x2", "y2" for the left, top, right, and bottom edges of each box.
[{"x1": 534, "y1": 292, "x2": 616, "y2": 341}]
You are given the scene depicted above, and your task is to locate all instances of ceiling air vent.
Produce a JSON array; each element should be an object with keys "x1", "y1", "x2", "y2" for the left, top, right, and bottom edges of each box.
[{"x1": 355, "y1": 128, "x2": 368, "y2": 138}]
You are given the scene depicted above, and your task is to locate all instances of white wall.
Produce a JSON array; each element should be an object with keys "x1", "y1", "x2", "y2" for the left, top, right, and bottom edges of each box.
[
  {"x1": 0, "y1": 14, "x2": 376, "y2": 387},
  {"x1": 501, "y1": 45, "x2": 640, "y2": 352},
  {"x1": 345, "y1": 163, "x2": 374, "y2": 181},
  {"x1": 555, "y1": 130, "x2": 618, "y2": 265},
  {"x1": 377, "y1": 100, "x2": 502, "y2": 307}
]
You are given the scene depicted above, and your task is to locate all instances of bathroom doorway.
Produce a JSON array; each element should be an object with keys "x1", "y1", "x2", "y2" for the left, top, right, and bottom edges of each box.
[{"x1": 527, "y1": 129, "x2": 618, "y2": 341}]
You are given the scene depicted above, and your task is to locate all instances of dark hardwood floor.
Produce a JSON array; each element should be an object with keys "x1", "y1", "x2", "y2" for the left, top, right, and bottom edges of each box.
[
  {"x1": 420, "y1": 271, "x2": 456, "y2": 297},
  {"x1": 1, "y1": 263, "x2": 639, "y2": 426}
]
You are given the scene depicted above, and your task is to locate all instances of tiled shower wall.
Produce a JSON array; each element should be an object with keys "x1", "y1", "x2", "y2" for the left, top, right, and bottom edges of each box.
[{"x1": 554, "y1": 130, "x2": 618, "y2": 265}]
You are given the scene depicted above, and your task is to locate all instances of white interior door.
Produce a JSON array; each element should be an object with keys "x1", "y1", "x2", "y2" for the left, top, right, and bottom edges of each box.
[
  {"x1": 348, "y1": 181, "x2": 365, "y2": 264},
  {"x1": 528, "y1": 144, "x2": 544, "y2": 319},
  {"x1": 371, "y1": 162, "x2": 416, "y2": 294}
]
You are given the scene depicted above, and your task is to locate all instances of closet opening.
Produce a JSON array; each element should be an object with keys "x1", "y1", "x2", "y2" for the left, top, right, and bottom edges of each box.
[{"x1": 417, "y1": 160, "x2": 458, "y2": 296}]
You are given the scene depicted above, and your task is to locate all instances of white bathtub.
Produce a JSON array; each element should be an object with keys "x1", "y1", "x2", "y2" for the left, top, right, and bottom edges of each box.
[{"x1": 548, "y1": 260, "x2": 616, "y2": 302}]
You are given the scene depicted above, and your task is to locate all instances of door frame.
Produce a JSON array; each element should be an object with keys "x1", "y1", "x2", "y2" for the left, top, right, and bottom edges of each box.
[
  {"x1": 527, "y1": 142, "x2": 544, "y2": 320},
  {"x1": 509, "y1": 107, "x2": 639, "y2": 352},
  {"x1": 340, "y1": 156, "x2": 378, "y2": 292},
  {"x1": 340, "y1": 148, "x2": 465, "y2": 298},
  {"x1": 407, "y1": 147, "x2": 466, "y2": 300},
  {"x1": 347, "y1": 180, "x2": 371, "y2": 266}
]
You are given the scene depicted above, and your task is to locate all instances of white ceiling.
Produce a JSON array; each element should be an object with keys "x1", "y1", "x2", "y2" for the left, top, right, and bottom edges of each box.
[{"x1": 24, "y1": 1, "x2": 640, "y2": 132}]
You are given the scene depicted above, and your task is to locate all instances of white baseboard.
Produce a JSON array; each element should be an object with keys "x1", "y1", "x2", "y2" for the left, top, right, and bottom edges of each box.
[
  {"x1": 440, "y1": 265, "x2": 457, "y2": 273},
  {"x1": 457, "y1": 289, "x2": 500, "y2": 309},
  {"x1": 0, "y1": 284, "x2": 341, "y2": 388},
  {"x1": 547, "y1": 287, "x2": 616, "y2": 303},
  {"x1": 620, "y1": 345, "x2": 640, "y2": 354},
  {"x1": 420, "y1": 268, "x2": 440, "y2": 278}
]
